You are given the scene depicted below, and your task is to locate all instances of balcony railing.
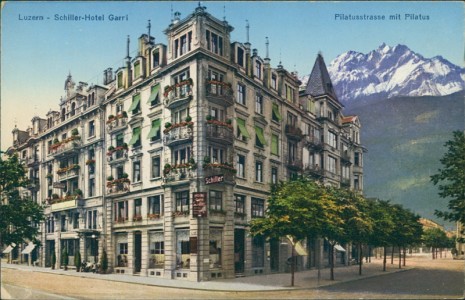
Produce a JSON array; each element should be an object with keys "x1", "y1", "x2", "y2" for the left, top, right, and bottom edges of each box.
[
  {"x1": 48, "y1": 195, "x2": 82, "y2": 212},
  {"x1": 26, "y1": 178, "x2": 40, "y2": 190},
  {"x1": 304, "y1": 135, "x2": 323, "y2": 151},
  {"x1": 285, "y1": 124, "x2": 303, "y2": 141},
  {"x1": 163, "y1": 123, "x2": 193, "y2": 147},
  {"x1": 107, "y1": 148, "x2": 128, "y2": 163},
  {"x1": 52, "y1": 139, "x2": 82, "y2": 157},
  {"x1": 57, "y1": 167, "x2": 80, "y2": 181},
  {"x1": 107, "y1": 113, "x2": 128, "y2": 133},
  {"x1": 203, "y1": 162, "x2": 236, "y2": 183},
  {"x1": 303, "y1": 164, "x2": 323, "y2": 179},
  {"x1": 341, "y1": 152, "x2": 352, "y2": 165},
  {"x1": 164, "y1": 80, "x2": 193, "y2": 109},
  {"x1": 205, "y1": 80, "x2": 234, "y2": 106},
  {"x1": 287, "y1": 159, "x2": 303, "y2": 171},
  {"x1": 26, "y1": 156, "x2": 40, "y2": 166},
  {"x1": 107, "y1": 179, "x2": 130, "y2": 196},
  {"x1": 205, "y1": 122, "x2": 233, "y2": 144}
]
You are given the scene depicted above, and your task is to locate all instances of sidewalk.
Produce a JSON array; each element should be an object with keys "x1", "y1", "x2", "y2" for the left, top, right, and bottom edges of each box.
[{"x1": 1, "y1": 258, "x2": 412, "y2": 292}]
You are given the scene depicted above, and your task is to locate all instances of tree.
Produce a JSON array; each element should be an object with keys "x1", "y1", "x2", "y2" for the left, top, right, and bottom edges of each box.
[
  {"x1": 100, "y1": 250, "x2": 108, "y2": 274},
  {"x1": 423, "y1": 227, "x2": 452, "y2": 259},
  {"x1": 74, "y1": 251, "x2": 82, "y2": 272},
  {"x1": 431, "y1": 131, "x2": 465, "y2": 229},
  {"x1": 249, "y1": 178, "x2": 332, "y2": 286},
  {"x1": 62, "y1": 249, "x2": 69, "y2": 270},
  {"x1": 51, "y1": 251, "x2": 56, "y2": 269},
  {"x1": 0, "y1": 153, "x2": 44, "y2": 246}
]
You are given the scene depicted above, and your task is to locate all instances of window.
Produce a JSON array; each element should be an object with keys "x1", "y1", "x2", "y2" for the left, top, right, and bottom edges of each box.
[
  {"x1": 271, "y1": 134, "x2": 279, "y2": 156},
  {"x1": 115, "y1": 201, "x2": 128, "y2": 221},
  {"x1": 129, "y1": 94, "x2": 141, "y2": 115},
  {"x1": 328, "y1": 131, "x2": 338, "y2": 149},
  {"x1": 206, "y1": 30, "x2": 223, "y2": 56},
  {"x1": 128, "y1": 127, "x2": 141, "y2": 148},
  {"x1": 48, "y1": 140, "x2": 52, "y2": 154},
  {"x1": 174, "y1": 31, "x2": 192, "y2": 58},
  {"x1": 255, "y1": 93, "x2": 263, "y2": 114},
  {"x1": 119, "y1": 243, "x2": 128, "y2": 255},
  {"x1": 70, "y1": 102, "x2": 76, "y2": 116},
  {"x1": 354, "y1": 175, "x2": 360, "y2": 190},
  {"x1": 88, "y1": 120, "x2": 95, "y2": 137},
  {"x1": 235, "y1": 194, "x2": 245, "y2": 214},
  {"x1": 87, "y1": 210, "x2": 98, "y2": 229},
  {"x1": 152, "y1": 49, "x2": 160, "y2": 68},
  {"x1": 133, "y1": 161, "x2": 141, "y2": 182},
  {"x1": 175, "y1": 191, "x2": 189, "y2": 213},
  {"x1": 172, "y1": 107, "x2": 190, "y2": 124},
  {"x1": 134, "y1": 60, "x2": 141, "y2": 79},
  {"x1": 287, "y1": 112, "x2": 297, "y2": 127},
  {"x1": 117, "y1": 72, "x2": 124, "y2": 89},
  {"x1": 251, "y1": 198, "x2": 264, "y2": 218},
  {"x1": 271, "y1": 167, "x2": 278, "y2": 185},
  {"x1": 288, "y1": 141, "x2": 297, "y2": 162},
  {"x1": 176, "y1": 230, "x2": 190, "y2": 269},
  {"x1": 134, "y1": 198, "x2": 142, "y2": 218},
  {"x1": 208, "y1": 70, "x2": 225, "y2": 96},
  {"x1": 255, "y1": 161, "x2": 263, "y2": 182},
  {"x1": 286, "y1": 84, "x2": 295, "y2": 103},
  {"x1": 151, "y1": 156, "x2": 161, "y2": 178},
  {"x1": 209, "y1": 105, "x2": 225, "y2": 121},
  {"x1": 73, "y1": 212, "x2": 79, "y2": 229},
  {"x1": 147, "y1": 119, "x2": 161, "y2": 142},
  {"x1": 209, "y1": 190, "x2": 222, "y2": 211},
  {"x1": 271, "y1": 74, "x2": 277, "y2": 90},
  {"x1": 148, "y1": 195, "x2": 162, "y2": 216},
  {"x1": 172, "y1": 69, "x2": 191, "y2": 98},
  {"x1": 354, "y1": 152, "x2": 361, "y2": 166},
  {"x1": 252, "y1": 236, "x2": 265, "y2": 267},
  {"x1": 236, "y1": 84, "x2": 245, "y2": 105},
  {"x1": 207, "y1": 146, "x2": 224, "y2": 164},
  {"x1": 172, "y1": 146, "x2": 191, "y2": 165},
  {"x1": 327, "y1": 156, "x2": 337, "y2": 174},
  {"x1": 236, "y1": 154, "x2": 245, "y2": 178},
  {"x1": 272, "y1": 103, "x2": 282, "y2": 122},
  {"x1": 236, "y1": 47, "x2": 244, "y2": 67},
  {"x1": 149, "y1": 240, "x2": 164, "y2": 268},
  {"x1": 210, "y1": 229, "x2": 222, "y2": 268},
  {"x1": 254, "y1": 60, "x2": 262, "y2": 79},
  {"x1": 148, "y1": 84, "x2": 160, "y2": 107},
  {"x1": 236, "y1": 118, "x2": 250, "y2": 141},
  {"x1": 254, "y1": 126, "x2": 267, "y2": 148},
  {"x1": 88, "y1": 178, "x2": 95, "y2": 197}
]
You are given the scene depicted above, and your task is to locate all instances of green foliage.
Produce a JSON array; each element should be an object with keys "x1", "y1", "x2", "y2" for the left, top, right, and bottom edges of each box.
[
  {"x1": 100, "y1": 250, "x2": 108, "y2": 274},
  {"x1": 51, "y1": 251, "x2": 56, "y2": 269},
  {"x1": 0, "y1": 154, "x2": 44, "y2": 246},
  {"x1": 74, "y1": 251, "x2": 82, "y2": 271},
  {"x1": 366, "y1": 199, "x2": 395, "y2": 247},
  {"x1": 431, "y1": 131, "x2": 465, "y2": 227},
  {"x1": 62, "y1": 249, "x2": 69, "y2": 268},
  {"x1": 422, "y1": 227, "x2": 451, "y2": 249}
]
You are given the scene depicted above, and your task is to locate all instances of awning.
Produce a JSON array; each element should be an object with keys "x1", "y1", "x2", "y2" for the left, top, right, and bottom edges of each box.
[
  {"x1": 147, "y1": 119, "x2": 161, "y2": 139},
  {"x1": 271, "y1": 134, "x2": 279, "y2": 155},
  {"x1": 2, "y1": 243, "x2": 16, "y2": 254},
  {"x1": 128, "y1": 93, "x2": 141, "y2": 112},
  {"x1": 236, "y1": 118, "x2": 250, "y2": 138},
  {"x1": 285, "y1": 236, "x2": 308, "y2": 256},
  {"x1": 21, "y1": 242, "x2": 36, "y2": 254},
  {"x1": 272, "y1": 103, "x2": 282, "y2": 121},
  {"x1": 334, "y1": 244, "x2": 346, "y2": 252},
  {"x1": 147, "y1": 84, "x2": 160, "y2": 104},
  {"x1": 128, "y1": 127, "x2": 141, "y2": 145},
  {"x1": 254, "y1": 126, "x2": 267, "y2": 146}
]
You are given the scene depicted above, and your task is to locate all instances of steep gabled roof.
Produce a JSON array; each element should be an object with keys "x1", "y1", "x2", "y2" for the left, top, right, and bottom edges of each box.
[{"x1": 304, "y1": 53, "x2": 339, "y2": 102}]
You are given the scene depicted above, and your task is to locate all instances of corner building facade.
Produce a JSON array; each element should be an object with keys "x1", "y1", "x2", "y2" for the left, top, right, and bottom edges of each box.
[{"x1": 7, "y1": 5, "x2": 364, "y2": 281}]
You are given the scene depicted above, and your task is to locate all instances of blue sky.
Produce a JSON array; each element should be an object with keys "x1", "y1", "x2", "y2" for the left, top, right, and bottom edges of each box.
[{"x1": 1, "y1": 1, "x2": 464, "y2": 149}]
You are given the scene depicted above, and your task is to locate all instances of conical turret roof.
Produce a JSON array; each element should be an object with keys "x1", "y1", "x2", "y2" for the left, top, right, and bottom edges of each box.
[{"x1": 304, "y1": 53, "x2": 339, "y2": 102}]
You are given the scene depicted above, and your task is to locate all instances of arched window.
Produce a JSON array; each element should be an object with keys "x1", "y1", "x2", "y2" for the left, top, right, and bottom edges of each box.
[
  {"x1": 71, "y1": 102, "x2": 76, "y2": 116},
  {"x1": 61, "y1": 108, "x2": 66, "y2": 121}
]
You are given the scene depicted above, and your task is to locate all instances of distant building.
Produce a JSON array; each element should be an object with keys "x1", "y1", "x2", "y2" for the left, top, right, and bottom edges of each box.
[{"x1": 6, "y1": 5, "x2": 364, "y2": 280}]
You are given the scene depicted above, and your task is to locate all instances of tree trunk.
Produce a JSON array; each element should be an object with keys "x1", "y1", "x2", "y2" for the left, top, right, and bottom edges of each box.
[
  {"x1": 368, "y1": 246, "x2": 371, "y2": 263},
  {"x1": 358, "y1": 243, "x2": 363, "y2": 275},
  {"x1": 383, "y1": 246, "x2": 387, "y2": 272},
  {"x1": 391, "y1": 246, "x2": 394, "y2": 264},
  {"x1": 330, "y1": 244, "x2": 335, "y2": 281},
  {"x1": 403, "y1": 247, "x2": 406, "y2": 267},
  {"x1": 398, "y1": 246, "x2": 402, "y2": 269},
  {"x1": 290, "y1": 245, "x2": 295, "y2": 287}
]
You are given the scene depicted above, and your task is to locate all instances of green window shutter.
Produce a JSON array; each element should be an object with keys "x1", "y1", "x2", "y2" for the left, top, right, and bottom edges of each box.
[
  {"x1": 272, "y1": 103, "x2": 282, "y2": 121},
  {"x1": 271, "y1": 134, "x2": 279, "y2": 155},
  {"x1": 236, "y1": 118, "x2": 250, "y2": 138},
  {"x1": 128, "y1": 94, "x2": 141, "y2": 112},
  {"x1": 134, "y1": 61, "x2": 141, "y2": 78},
  {"x1": 128, "y1": 127, "x2": 141, "y2": 145},
  {"x1": 147, "y1": 84, "x2": 160, "y2": 104},
  {"x1": 254, "y1": 126, "x2": 267, "y2": 146},
  {"x1": 147, "y1": 119, "x2": 161, "y2": 139}
]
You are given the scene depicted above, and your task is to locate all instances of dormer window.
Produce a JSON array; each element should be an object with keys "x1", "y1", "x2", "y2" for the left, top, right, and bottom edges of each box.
[
  {"x1": 133, "y1": 60, "x2": 141, "y2": 79},
  {"x1": 152, "y1": 49, "x2": 160, "y2": 68},
  {"x1": 285, "y1": 84, "x2": 295, "y2": 103},
  {"x1": 61, "y1": 108, "x2": 66, "y2": 121},
  {"x1": 117, "y1": 71, "x2": 124, "y2": 89},
  {"x1": 70, "y1": 102, "x2": 76, "y2": 116},
  {"x1": 271, "y1": 74, "x2": 277, "y2": 90},
  {"x1": 254, "y1": 60, "x2": 262, "y2": 79},
  {"x1": 206, "y1": 30, "x2": 223, "y2": 56},
  {"x1": 174, "y1": 31, "x2": 192, "y2": 58},
  {"x1": 236, "y1": 47, "x2": 245, "y2": 67}
]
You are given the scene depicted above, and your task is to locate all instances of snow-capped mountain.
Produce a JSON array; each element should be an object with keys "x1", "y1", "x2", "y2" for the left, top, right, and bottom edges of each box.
[{"x1": 301, "y1": 43, "x2": 465, "y2": 103}]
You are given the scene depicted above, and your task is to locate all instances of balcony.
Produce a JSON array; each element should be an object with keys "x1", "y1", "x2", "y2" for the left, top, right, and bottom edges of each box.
[
  {"x1": 341, "y1": 152, "x2": 352, "y2": 165},
  {"x1": 107, "y1": 112, "x2": 128, "y2": 133},
  {"x1": 106, "y1": 178, "x2": 130, "y2": 196},
  {"x1": 26, "y1": 156, "x2": 40, "y2": 167},
  {"x1": 285, "y1": 124, "x2": 303, "y2": 141},
  {"x1": 52, "y1": 137, "x2": 82, "y2": 158},
  {"x1": 164, "y1": 80, "x2": 193, "y2": 109},
  {"x1": 304, "y1": 135, "x2": 323, "y2": 151},
  {"x1": 57, "y1": 165, "x2": 80, "y2": 181},
  {"x1": 26, "y1": 178, "x2": 40, "y2": 190},
  {"x1": 48, "y1": 195, "x2": 83, "y2": 212},
  {"x1": 341, "y1": 177, "x2": 351, "y2": 187},
  {"x1": 203, "y1": 162, "x2": 236, "y2": 183},
  {"x1": 205, "y1": 80, "x2": 234, "y2": 106},
  {"x1": 205, "y1": 121, "x2": 233, "y2": 145},
  {"x1": 287, "y1": 159, "x2": 303, "y2": 171},
  {"x1": 162, "y1": 162, "x2": 196, "y2": 186},
  {"x1": 303, "y1": 164, "x2": 323, "y2": 179},
  {"x1": 163, "y1": 122, "x2": 193, "y2": 147},
  {"x1": 107, "y1": 147, "x2": 129, "y2": 164}
]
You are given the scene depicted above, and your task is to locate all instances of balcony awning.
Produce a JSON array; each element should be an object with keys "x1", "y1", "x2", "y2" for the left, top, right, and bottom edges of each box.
[
  {"x1": 128, "y1": 93, "x2": 141, "y2": 112},
  {"x1": 2, "y1": 243, "x2": 16, "y2": 254},
  {"x1": 272, "y1": 103, "x2": 282, "y2": 121},
  {"x1": 147, "y1": 119, "x2": 161, "y2": 139},
  {"x1": 236, "y1": 118, "x2": 250, "y2": 138},
  {"x1": 21, "y1": 242, "x2": 36, "y2": 254},
  {"x1": 334, "y1": 244, "x2": 346, "y2": 252},
  {"x1": 254, "y1": 126, "x2": 267, "y2": 146},
  {"x1": 128, "y1": 127, "x2": 141, "y2": 145},
  {"x1": 147, "y1": 84, "x2": 160, "y2": 104}
]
